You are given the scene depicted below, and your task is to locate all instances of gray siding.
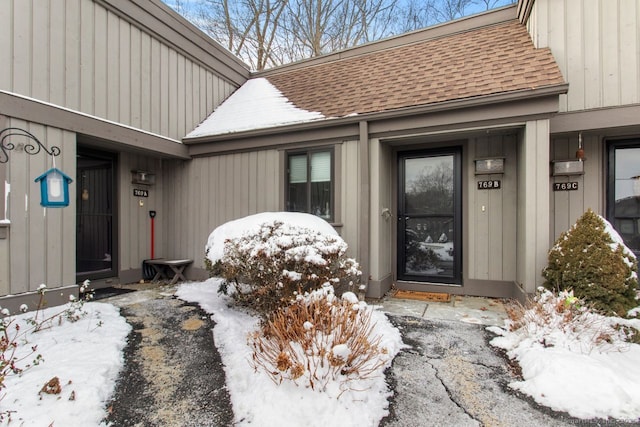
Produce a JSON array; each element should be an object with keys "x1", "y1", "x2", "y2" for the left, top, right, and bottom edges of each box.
[
  {"x1": 160, "y1": 142, "x2": 364, "y2": 274},
  {"x1": 162, "y1": 151, "x2": 282, "y2": 270},
  {"x1": 119, "y1": 153, "x2": 164, "y2": 271},
  {"x1": 339, "y1": 141, "x2": 361, "y2": 261},
  {"x1": 0, "y1": 0, "x2": 238, "y2": 140},
  {"x1": 2, "y1": 118, "x2": 77, "y2": 294},
  {"x1": 528, "y1": 0, "x2": 640, "y2": 113},
  {"x1": 467, "y1": 133, "x2": 518, "y2": 282},
  {"x1": 0, "y1": 0, "x2": 245, "y2": 298},
  {"x1": 549, "y1": 134, "x2": 606, "y2": 240}
]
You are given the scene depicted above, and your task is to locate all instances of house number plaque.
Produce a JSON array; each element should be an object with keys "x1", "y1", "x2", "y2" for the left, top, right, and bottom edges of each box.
[
  {"x1": 133, "y1": 188, "x2": 149, "y2": 197},
  {"x1": 477, "y1": 180, "x2": 501, "y2": 190},
  {"x1": 553, "y1": 182, "x2": 579, "y2": 191}
]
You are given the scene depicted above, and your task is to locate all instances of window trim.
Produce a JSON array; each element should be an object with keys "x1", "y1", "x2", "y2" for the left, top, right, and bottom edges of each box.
[
  {"x1": 285, "y1": 146, "x2": 335, "y2": 222},
  {"x1": 606, "y1": 137, "x2": 640, "y2": 256}
]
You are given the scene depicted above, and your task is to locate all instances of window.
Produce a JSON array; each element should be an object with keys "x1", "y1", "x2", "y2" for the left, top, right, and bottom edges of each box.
[
  {"x1": 287, "y1": 149, "x2": 333, "y2": 221},
  {"x1": 607, "y1": 139, "x2": 640, "y2": 257}
]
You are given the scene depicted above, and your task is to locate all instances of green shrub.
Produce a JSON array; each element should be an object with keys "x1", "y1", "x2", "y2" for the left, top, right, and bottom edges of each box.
[
  {"x1": 207, "y1": 221, "x2": 361, "y2": 317},
  {"x1": 542, "y1": 209, "x2": 638, "y2": 317}
]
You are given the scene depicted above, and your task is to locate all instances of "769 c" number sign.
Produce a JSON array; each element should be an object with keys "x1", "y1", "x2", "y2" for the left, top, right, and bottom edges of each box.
[{"x1": 553, "y1": 182, "x2": 579, "y2": 191}]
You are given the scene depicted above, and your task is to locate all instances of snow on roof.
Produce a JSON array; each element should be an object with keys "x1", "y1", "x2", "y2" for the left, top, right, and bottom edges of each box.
[{"x1": 186, "y1": 78, "x2": 325, "y2": 138}]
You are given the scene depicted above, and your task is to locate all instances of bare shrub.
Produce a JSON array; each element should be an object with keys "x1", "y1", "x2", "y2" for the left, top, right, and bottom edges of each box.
[
  {"x1": 504, "y1": 288, "x2": 639, "y2": 354},
  {"x1": 249, "y1": 286, "x2": 388, "y2": 393}
]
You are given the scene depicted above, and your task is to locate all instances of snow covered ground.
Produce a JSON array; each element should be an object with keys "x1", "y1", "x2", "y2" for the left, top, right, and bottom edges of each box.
[
  {"x1": 0, "y1": 302, "x2": 130, "y2": 426},
  {"x1": 489, "y1": 290, "x2": 640, "y2": 421},
  {"x1": 1, "y1": 284, "x2": 640, "y2": 425},
  {"x1": 2, "y1": 209, "x2": 639, "y2": 425}
]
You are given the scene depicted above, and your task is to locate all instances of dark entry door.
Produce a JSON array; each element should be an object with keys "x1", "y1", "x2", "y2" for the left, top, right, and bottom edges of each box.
[
  {"x1": 398, "y1": 148, "x2": 461, "y2": 284},
  {"x1": 76, "y1": 150, "x2": 116, "y2": 281}
]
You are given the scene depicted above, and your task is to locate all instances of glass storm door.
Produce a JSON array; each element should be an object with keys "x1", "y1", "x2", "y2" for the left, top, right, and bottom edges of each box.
[
  {"x1": 608, "y1": 140, "x2": 640, "y2": 257},
  {"x1": 76, "y1": 150, "x2": 116, "y2": 281},
  {"x1": 398, "y1": 149, "x2": 462, "y2": 284}
]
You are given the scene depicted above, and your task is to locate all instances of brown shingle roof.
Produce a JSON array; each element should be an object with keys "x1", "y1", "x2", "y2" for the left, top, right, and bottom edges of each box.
[{"x1": 264, "y1": 20, "x2": 565, "y2": 118}]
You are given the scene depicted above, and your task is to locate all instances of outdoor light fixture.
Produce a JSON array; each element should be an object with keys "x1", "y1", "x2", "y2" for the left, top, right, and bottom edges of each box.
[
  {"x1": 474, "y1": 158, "x2": 504, "y2": 175},
  {"x1": 131, "y1": 170, "x2": 156, "y2": 186},
  {"x1": 552, "y1": 159, "x2": 584, "y2": 176}
]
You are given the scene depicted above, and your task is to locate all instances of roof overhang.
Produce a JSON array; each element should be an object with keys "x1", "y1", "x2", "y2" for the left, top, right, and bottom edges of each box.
[
  {"x1": 0, "y1": 90, "x2": 190, "y2": 159},
  {"x1": 184, "y1": 83, "x2": 568, "y2": 156}
]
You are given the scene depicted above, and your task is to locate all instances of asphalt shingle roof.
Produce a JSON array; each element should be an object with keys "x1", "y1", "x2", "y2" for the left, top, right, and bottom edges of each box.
[{"x1": 263, "y1": 20, "x2": 565, "y2": 118}]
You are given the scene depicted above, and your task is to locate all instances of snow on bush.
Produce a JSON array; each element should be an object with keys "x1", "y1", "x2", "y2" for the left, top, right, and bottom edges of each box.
[
  {"x1": 250, "y1": 285, "x2": 393, "y2": 394},
  {"x1": 489, "y1": 288, "x2": 640, "y2": 420},
  {"x1": 205, "y1": 213, "x2": 361, "y2": 316},
  {"x1": 542, "y1": 209, "x2": 638, "y2": 317}
]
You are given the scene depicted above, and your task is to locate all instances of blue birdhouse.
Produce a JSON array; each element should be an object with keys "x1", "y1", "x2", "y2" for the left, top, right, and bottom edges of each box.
[{"x1": 34, "y1": 168, "x2": 73, "y2": 207}]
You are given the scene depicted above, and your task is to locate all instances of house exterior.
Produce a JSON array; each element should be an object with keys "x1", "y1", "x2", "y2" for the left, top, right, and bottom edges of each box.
[
  {"x1": 0, "y1": 0, "x2": 248, "y2": 310},
  {"x1": 1, "y1": 0, "x2": 638, "y2": 311}
]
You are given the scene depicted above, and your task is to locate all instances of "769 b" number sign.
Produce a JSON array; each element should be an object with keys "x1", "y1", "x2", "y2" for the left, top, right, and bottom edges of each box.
[{"x1": 477, "y1": 180, "x2": 501, "y2": 190}]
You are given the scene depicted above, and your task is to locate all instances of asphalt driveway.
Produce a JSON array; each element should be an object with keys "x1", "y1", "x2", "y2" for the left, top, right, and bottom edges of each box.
[{"x1": 102, "y1": 285, "x2": 632, "y2": 427}]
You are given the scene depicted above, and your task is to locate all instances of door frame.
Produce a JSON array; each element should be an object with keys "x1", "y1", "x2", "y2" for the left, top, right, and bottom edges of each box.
[
  {"x1": 606, "y1": 137, "x2": 640, "y2": 257},
  {"x1": 76, "y1": 147, "x2": 118, "y2": 282},
  {"x1": 396, "y1": 146, "x2": 463, "y2": 285}
]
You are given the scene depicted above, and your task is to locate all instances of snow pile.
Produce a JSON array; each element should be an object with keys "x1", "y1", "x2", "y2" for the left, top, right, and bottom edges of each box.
[
  {"x1": 186, "y1": 78, "x2": 325, "y2": 138},
  {"x1": 489, "y1": 289, "x2": 640, "y2": 421},
  {"x1": 177, "y1": 279, "x2": 403, "y2": 427},
  {"x1": 603, "y1": 219, "x2": 638, "y2": 279},
  {"x1": 206, "y1": 211, "x2": 338, "y2": 263},
  {"x1": 0, "y1": 302, "x2": 131, "y2": 426}
]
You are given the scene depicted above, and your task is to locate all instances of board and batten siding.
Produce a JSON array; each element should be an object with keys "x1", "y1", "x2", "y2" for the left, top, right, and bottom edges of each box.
[
  {"x1": 161, "y1": 151, "x2": 282, "y2": 272},
  {"x1": 527, "y1": 0, "x2": 640, "y2": 113},
  {"x1": 550, "y1": 134, "x2": 605, "y2": 240},
  {"x1": 467, "y1": 133, "x2": 518, "y2": 282},
  {"x1": 1, "y1": 118, "x2": 77, "y2": 296},
  {"x1": 0, "y1": 0, "x2": 238, "y2": 140},
  {"x1": 160, "y1": 142, "x2": 363, "y2": 275},
  {"x1": 339, "y1": 140, "x2": 361, "y2": 262},
  {"x1": 119, "y1": 153, "x2": 164, "y2": 272}
]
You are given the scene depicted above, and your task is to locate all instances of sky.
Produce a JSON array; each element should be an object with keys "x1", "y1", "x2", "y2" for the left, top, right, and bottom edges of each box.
[
  {"x1": 164, "y1": 0, "x2": 516, "y2": 18},
  {"x1": 2, "y1": 212, "x2": 639, "y2": 425}
]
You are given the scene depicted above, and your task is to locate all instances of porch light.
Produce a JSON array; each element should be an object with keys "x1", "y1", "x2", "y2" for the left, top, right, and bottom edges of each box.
[
  {"x1": 131, "y1": 170, "x2": 155, "y2": 186},
  {"x1": 474, "y1": 158, "x2": 504, "y2": 175},
  {"x1": 552, "y1": 159, "x2": 584, "y2": 176}
]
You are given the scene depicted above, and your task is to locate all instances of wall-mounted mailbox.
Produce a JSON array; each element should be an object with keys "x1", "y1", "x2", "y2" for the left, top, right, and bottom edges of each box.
[
  {"x1": 552, "y1": 159, "x2": 584, "y2": 176},
  {"x1": 34, "y1": 168, "x2": 73, "y2": 207}
]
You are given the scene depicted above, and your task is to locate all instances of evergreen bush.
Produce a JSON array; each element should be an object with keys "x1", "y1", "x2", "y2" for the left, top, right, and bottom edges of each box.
[
  {"x1": 207, "y1": 220, "x2": 361, "y2": 317},
  {"x1": 542, "y1": 209, "x2": 638, "y2": 317}
]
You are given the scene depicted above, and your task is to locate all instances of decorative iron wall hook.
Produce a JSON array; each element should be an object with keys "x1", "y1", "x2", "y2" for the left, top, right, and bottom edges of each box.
[{"x1": 0, "y1": 127, "x2": 61, "y2": 163}]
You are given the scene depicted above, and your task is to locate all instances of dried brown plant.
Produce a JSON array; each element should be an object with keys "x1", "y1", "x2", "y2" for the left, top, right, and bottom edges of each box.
[{"x1": 249, "y1": 291, "x2": 387, "y2": 393}]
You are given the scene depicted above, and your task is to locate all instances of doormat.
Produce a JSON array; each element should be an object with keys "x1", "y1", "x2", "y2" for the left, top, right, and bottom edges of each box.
[
  {"x1": 392, "y1": 290, "x2": 451, "y2": 303},
  {"x1": 92, "y1": 287, "x2": 136, "y2": 301}
]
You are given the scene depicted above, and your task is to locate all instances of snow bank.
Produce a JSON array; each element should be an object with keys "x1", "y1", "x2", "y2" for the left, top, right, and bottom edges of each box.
[{"x1": 489, "y1": 290, "x2": 640, "y2": 421}]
